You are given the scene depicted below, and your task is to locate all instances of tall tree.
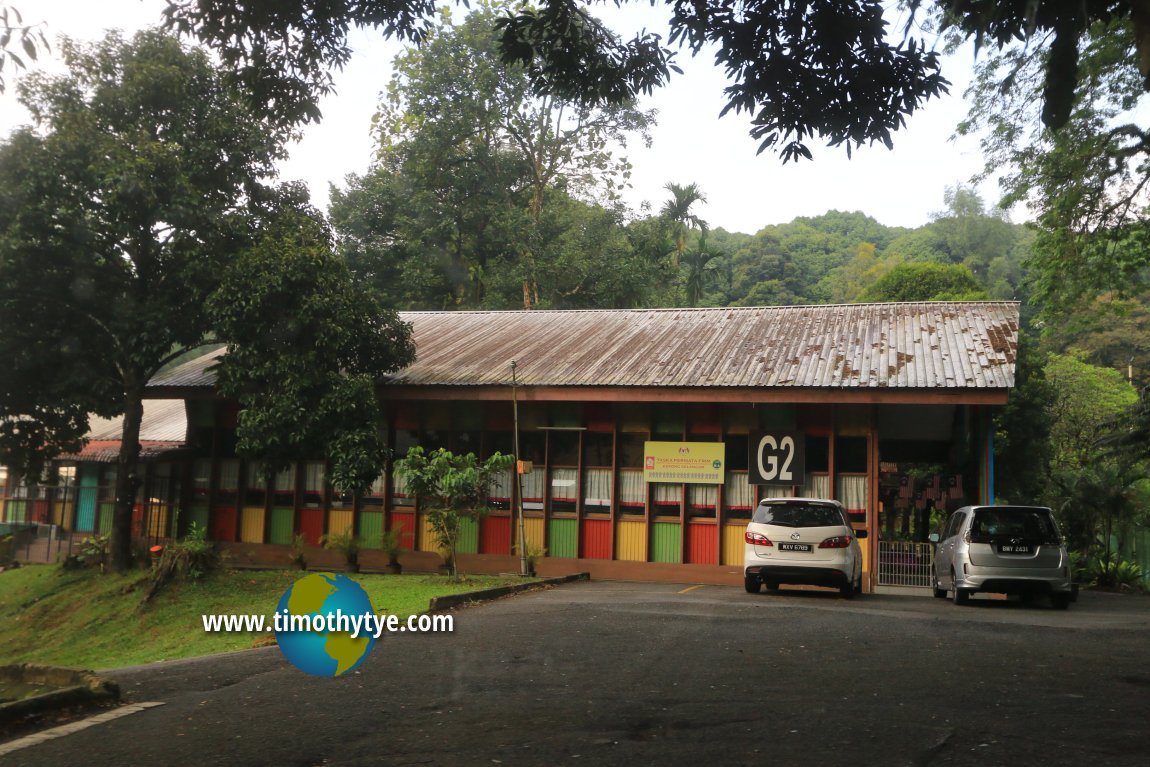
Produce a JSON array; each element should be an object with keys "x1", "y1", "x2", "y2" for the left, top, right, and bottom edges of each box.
[
  {"x1": 0, "y1": 31, "x2": 413, "y2": 571},
  {"x1": 856, "y1": 262, "x2": 986, "y2": 303},
  {"x1": 660, "y1": 182, "x2": 707, "y2": 269},
  {"x1": 347, "y1": 3, "x2": 654, "y2": 309},
  {"x1": 958, "y1": 16, "x2": 1150, "y2": 320}
]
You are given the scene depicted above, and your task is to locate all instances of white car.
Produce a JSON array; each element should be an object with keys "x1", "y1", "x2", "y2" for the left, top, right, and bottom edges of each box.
[{"x1": 743, "y1": 497, "x2": 867, "y2": 597}]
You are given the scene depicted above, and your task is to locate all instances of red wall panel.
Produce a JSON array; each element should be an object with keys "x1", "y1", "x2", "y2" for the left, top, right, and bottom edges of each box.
[
  {"x1": 686, "y1": 521, "x2": 718, "y2": 565},
  {"x1": 480, "y1": 515, "x2": 512, "y2": 555},
  {"x1": 390, "y1": 511, "x2": 417, "y2": 551},
  {"x1": 299, "y1": 508, "x2": 324, "y2": 546},
  {"x1": 580, "y1": 518, "x2": 612, "y2": 560},
  {"x1": 210, "y1": 506, "x2": 237, "y2": 542}
]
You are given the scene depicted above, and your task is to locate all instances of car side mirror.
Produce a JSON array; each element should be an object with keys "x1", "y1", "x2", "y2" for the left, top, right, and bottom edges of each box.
[
  {"x1": 854, "y1": 529, "x2": 867, "y2": 539},
  {"x1": 928, "y1": 532, "x2": 940, "y2": 544}
]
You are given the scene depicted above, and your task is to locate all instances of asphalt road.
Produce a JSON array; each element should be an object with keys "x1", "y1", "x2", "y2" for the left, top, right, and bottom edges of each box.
[{"x1": 5, "y1": 582, "x2": 1150, "y2": 767}]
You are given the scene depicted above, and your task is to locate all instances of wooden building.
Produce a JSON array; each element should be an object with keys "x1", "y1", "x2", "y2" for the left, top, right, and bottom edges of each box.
[{"x1": 2, "y1": 302, "x2": 1019, "y2": 589}]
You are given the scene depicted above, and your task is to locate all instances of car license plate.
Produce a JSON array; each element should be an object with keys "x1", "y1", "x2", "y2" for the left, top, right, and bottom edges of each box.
[
  {"x1": 779, "y1": 543, "x2": 812, "y2": 552},
  {"x1": 999, "y1": 544, "x2": 1031, "y2": 554}
]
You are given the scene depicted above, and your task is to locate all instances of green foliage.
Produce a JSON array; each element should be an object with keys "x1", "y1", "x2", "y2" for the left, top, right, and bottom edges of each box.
[
  {"x1": 354, "y1": 3, "x2": 654, "y2": 311},
  {"x1": 320, "y1": 530, "x2": 363, "y2": 573},
  {"x1": 993, "y1": 331, "x2": 1054, "y2": 505},
  {"x1": 0, "y1": 5, "x2": 49, "y2": 94},
  {"x1": 146, "y1": 522, "x2": 220, "y2": 601},
  {"x1": 857, "y1": 262, "x2": 987, "y2": 303},
  {"x1": 207, "y1": 187, "x2": 415, "y2": 492},
  {"x1": 395, "y1": 447, "x2": 515, "y2": 578},
  {"x1": 0, "y1": 30, "x2": 280, "y2": 571},
  {"x1": 288, "y1": 533, "x2": 307, "y2": 571},
  {"x1": 70, "y1": 534, "x2": 110, "y2": 573},
  {"x1": 1084, "y1": 554, "x2": 1144, "y2": 591},
  {"x1": 958, "y1": 16, "x2": 1150, "y2": 321},
  {"x1": 661, "y1": 182, "x2": 707, "y2": 269}
]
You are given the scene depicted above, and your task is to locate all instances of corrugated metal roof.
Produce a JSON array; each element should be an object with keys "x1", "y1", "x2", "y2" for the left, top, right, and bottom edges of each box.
[
  {"x1": 60, "y1": 440, "x2": 184, "y2": 463},
  {"x1": 147, "y1": 302, "x2": 1018, "y2": 392},
  {"x1": 83, "y1": 399, "x2": 189, "y2": 442}
]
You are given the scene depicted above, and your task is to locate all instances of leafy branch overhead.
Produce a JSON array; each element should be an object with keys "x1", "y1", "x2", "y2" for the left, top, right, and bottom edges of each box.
[{"x1": 0, "y1": 5, "x2": 49, "y2": 94}]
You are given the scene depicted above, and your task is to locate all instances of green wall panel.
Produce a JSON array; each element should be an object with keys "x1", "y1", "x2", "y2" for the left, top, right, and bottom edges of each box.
[
  {"x1": 268, "y1": 507, "x2": 294, "y2": 545},
  {"x1": 4, "y1": 500, "x2": 27, "y2": 523},
  {"x1": 548, "y1": 518, "x2": 578, "y2": 558},
  {"x1": 186, "y1": 504, "x2": 210, "y2": 536},
  {"x1": 97, "y1": 502, "x2": 114, "y2": 534},
  {"x1": 652, "y1": 522, "x2": 682, "y2": 563},
  {"x1": 359, "y1": 511, "x2": 384, "y2": 549},
  {"x1": 457, "y1": 516, "x2": 479, "y2": 554}
]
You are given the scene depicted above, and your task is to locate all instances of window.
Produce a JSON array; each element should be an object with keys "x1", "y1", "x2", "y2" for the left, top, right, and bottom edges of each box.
[
  {"x1": 245, "y1": 462, "x2": 267, "y2": 507},
  {"x1": 218, "y1": 460, "x2": 239, "y2": 507},
  {"x1": 302, "y1": 462, "x2": 324, "y2": 508},
  {"x1": 617, "y1": 469, "x2": 646, "y2": 516},
  {"x1": 652, "y1": 483, "x2": 681, "y2": 518},
  {"x1": 687, "y1": 484, "x2": 717, "y2": 518},
  {"x1": 272, "y1": 464, "x2": 295, "y2": 508},
  {"x1": 752, "y1": 501, "x2": 845, "y2": 528},
  {"x1": 618, "y1": 434, "x2": 646, "y2": 467}
]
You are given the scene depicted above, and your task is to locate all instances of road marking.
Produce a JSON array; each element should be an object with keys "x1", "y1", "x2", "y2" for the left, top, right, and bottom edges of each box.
[
  {"x1": 678, "y1": 585, "x2": 706, "y2": 594},
  {"x1": 0, "y1": 701, "x2": 166, "y2": 757}
]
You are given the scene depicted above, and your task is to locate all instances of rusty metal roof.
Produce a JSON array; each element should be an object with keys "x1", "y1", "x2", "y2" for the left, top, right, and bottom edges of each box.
[
  {"x1": 391, "y1": 303, "x2": 1018, "y2": 390},
  {"x1": 56, "y1": 400, "x2": 187, "y2": 462},
  {"x1": 148, "y1": 302, "x2": 1019, "y2": 392}
]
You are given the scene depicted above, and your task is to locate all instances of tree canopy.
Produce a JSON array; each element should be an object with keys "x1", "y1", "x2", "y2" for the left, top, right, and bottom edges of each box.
[{"x1": 0, "y1": 30, "x2": 413, "y2": 570}]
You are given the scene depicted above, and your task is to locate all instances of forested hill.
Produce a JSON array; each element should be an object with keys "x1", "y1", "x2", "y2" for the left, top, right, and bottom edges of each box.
[{"x1": 331, "y1": 180, "x2": 1031, "y2": 312}]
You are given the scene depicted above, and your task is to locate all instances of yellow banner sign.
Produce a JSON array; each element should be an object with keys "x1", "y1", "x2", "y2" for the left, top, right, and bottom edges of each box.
[{"x1": 643, "y1": 442, "x2": 725, "y2": 484}]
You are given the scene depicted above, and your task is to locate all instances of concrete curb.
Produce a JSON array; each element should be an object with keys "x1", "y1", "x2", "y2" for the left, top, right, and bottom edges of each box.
[
  {"x1": 0, "y1": 664, "x2": 120, "y2": 726},
  {"x1": 427, "y1": 572, "x2": 589, "y2": 612}
]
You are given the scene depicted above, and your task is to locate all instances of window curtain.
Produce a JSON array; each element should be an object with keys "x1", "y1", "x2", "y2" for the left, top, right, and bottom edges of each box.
[
  {"x1": 802, "y1": 473, "x2": 830, "y2": 498},
  {"x1": 836, "y1": 474, "x2": 867, "y2": 511}
]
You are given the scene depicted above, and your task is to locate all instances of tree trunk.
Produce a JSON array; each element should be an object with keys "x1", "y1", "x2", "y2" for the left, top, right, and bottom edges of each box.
[{"x1": 109, "y1": 379, "x2": 145, "y2": 572}]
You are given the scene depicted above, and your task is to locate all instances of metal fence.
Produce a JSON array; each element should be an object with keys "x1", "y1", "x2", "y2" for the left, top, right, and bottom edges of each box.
[{"x1": 877, "y1": 540, "x2": 935, "y2": 588}]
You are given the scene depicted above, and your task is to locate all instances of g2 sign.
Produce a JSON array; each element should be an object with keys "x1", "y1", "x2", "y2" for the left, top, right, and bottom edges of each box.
[{"x1": 748, "y1": 432, "x2": 805, "y2": 486}]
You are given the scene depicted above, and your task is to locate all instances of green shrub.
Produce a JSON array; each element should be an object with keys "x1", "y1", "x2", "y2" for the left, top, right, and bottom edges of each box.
[
  {"x1": 1086, "y1": 555, "x2": 1144, "y2": 590},
  {"x1": 145, "y1": 523, "x2": 220, "y2": 601}
]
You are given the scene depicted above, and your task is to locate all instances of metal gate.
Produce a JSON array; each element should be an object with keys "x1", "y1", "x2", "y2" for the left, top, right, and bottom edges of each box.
[{"x1": 877, "y1": 541, "x2": 935, "y2": 587}]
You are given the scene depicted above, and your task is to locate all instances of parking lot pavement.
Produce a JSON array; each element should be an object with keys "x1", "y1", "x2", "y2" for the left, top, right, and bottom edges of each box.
[{"x1": 5, "y1": 581, "x2": 1149, "y2": 767}]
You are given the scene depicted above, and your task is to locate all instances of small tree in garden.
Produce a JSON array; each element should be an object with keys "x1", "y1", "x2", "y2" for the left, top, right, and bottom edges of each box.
[{"x1": 395, "y1": 447, "x2": 514, "y2": 578}]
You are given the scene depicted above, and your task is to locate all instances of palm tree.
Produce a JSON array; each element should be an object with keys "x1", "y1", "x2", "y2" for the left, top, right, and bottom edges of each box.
[
  {"x1": 682, "y1": 232, "x2": 721, "y2": 307},
  {"x1": 660, "y1": 182, "x2": 708, "y2": 268}
]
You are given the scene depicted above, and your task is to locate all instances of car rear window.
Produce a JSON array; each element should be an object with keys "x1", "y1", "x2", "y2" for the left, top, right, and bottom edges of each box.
[
  {"x1": 752, "y1": 502, "x2": 844, "y2": 528},
  {"x1": 970, "y1": 507, "x2": 1060, "y2": 544}
]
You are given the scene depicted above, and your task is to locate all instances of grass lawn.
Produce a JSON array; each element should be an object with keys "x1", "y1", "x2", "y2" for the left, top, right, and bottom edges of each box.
[{"x1": 0, "y1": 565, "x2": 535, "y2": 671}]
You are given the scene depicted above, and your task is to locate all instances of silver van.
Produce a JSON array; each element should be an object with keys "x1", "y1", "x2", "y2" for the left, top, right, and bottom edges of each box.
[{"x1": 931, "y1": 505, "x2": 1073, "y2": 609}]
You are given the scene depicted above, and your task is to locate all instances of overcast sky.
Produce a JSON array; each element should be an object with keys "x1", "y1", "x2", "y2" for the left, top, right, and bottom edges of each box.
[{"x1": 1, "y1": 1, "x2": 1001, "y2": 235}]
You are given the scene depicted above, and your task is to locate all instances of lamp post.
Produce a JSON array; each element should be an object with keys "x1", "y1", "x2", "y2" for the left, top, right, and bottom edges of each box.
[{"x1": 511, "y1": 360, "x2": 529, "y2": 576}]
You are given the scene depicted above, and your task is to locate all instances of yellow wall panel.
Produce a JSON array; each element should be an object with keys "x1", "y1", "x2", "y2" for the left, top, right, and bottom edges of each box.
[
  {"x1": 722, "y1": 522, "x2": 748, "y2": 566},
  {"x1": 145, "y1": 505, "x2": 170, "y2": 538},
  {"x1": 328, "y1": 510, "x2": 354, "y2": 537},
  {"x1": 240, "y1": 507, "x2": 265, "y2": 543},
  {"x1": 52, "y1": 501, "x2": 72, "y2": 530},
  {"x1": 420, "y1": 514, "x2": 439, "y2": 552},
  {"x1": 521, "y1": 516, "x2": 546, "y2": 554},
  {"x1": 616, "y1": 520, "x2": 647, "y2": 562}
]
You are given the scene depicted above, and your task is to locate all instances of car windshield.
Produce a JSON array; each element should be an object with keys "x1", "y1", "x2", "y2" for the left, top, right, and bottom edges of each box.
[
  {"x1": 970, "y1": 507, "x2": 1060, "y2": 543},
  {"x1": 752, "y1": 502, "x2": 843, "y2": 528}
]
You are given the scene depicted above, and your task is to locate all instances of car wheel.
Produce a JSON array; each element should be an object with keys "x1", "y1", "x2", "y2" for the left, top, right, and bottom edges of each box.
[
  {"x1": 932, "y1": 577, "x2": 947, "y2": 599},
  {"x1": 763, "y1": 581, "x2": 780, "y2": 591},
  {"x1": 744, "y1": 576, "x2": 760, "y2": 594},
  {"x1": 839, "y1": 580, "x2": 856, "y2": 599},
  {"x1": 951, "y1": 572, "x2": 970, "y2": 605},
  {"x1": 1051, "y1": 593, "x2": 1071, "y2": 610}
]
